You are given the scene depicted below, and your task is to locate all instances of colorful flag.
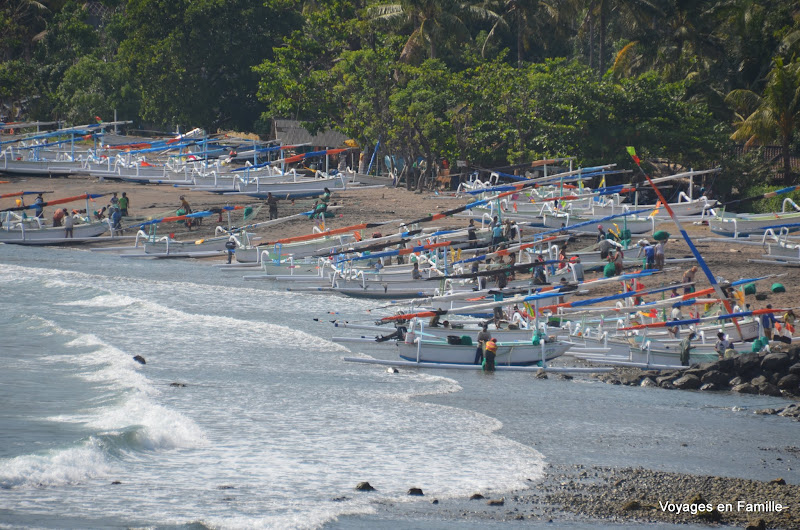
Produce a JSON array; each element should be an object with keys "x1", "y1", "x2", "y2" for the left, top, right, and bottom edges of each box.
[
  {"x1": 626, "y1": 146, "x2": 640, "y2": 165},
  {"x1": 95, "y1": 116, "x2": 103, "y2": 124}
]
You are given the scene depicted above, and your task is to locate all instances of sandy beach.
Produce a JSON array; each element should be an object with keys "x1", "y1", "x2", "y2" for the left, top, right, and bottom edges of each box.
[
  {"x1": 2, "y1": 174, "x2": 800, "y2": 529},
  {"x1": 3, "y1": 174, "x2": 799, "y2": 308}
]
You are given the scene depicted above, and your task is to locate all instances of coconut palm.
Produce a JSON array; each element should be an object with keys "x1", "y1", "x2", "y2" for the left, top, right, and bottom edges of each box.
[
  {"x1": 726, "y1": 58, "x2": 800, "y2": 183},
  {"x1": 481, "y1": 0, "x2": 580, "y2": 67},
  {"x1": 368, "y1": 0, "x2": 499, "y2": 63}
]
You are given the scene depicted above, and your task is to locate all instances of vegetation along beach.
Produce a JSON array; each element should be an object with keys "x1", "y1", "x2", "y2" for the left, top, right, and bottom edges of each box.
[{"x1": 2, "y1": 1, "x2": 800, "y2": 529}]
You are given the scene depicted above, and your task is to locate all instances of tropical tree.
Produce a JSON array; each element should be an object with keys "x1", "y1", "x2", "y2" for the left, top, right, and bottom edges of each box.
[
  {"x1": 367, "y1": 0, "x2": 498, "y2": 63},
  {"x1": 726, "y1": 58, "x2": 800, "y2": 183}
]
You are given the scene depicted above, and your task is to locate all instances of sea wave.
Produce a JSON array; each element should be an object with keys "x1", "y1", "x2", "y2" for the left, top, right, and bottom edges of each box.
[{"x1": 0, "y1": 439, "x2": 112, "y2": 489}]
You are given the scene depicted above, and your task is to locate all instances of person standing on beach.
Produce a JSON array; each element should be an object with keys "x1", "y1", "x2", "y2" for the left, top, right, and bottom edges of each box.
[
  {"x1": 118, "y1": 192, "x2": 129, "y2": 217},
  {"x1": 64, "y1": 211, "x2": 74, "y2": 238},
  {"x1": 110, "y1": 192, "x2": 119, "y2": 208},
  {"x1": 484, "y1": 338, "x2": 497, "y2": 372},
  {"x1": 637, "y1": 240, "x2": 655, "y2": 269},
  {"x1": 680, "y1": 332, "x2": 696, "y2": 366},
  {"x1": 762, "y1": 305, "x2": 777, "y2": 341},
  {"x1": 475, "y1": 324, "x2": 491, "y2": 365},
  {"x1": 33, "y1": 194, "x2": 44, "y2": 218},
  {"x1": 682, "y1": 266, "x2": 698, "y2": 294},
  {"x1": 654, "y1": 239, "x2": 665, "y2": 270},
  {"x1": 266, "y1": 192, "x2": 278, "y2": 220},
  {"x1": 613, "y1": 248, "x2": 624, "y2": 276},
  {"x1": 179, "y1": 196, "x2": 193, "y2": 230}
]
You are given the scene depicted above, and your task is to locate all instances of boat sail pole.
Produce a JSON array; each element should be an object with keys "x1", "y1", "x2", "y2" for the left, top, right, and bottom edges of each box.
[{"x1": 626, "y1": 146, "x2": 744, "y2": 340}]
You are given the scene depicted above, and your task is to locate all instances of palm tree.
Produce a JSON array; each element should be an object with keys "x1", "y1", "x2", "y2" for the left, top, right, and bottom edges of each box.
[
  {"x1": 580, "y1": 0, "x2": 662, "y2": 76},
  {"x1": 368, "y1": 0, "x2": 498, "y2": 63},
  {"x1": 481, "y1": 0, "x2": 579, "y2": 67},
  {"x1": 727, "y1": 58, "x2": 800, "y2": 183}
]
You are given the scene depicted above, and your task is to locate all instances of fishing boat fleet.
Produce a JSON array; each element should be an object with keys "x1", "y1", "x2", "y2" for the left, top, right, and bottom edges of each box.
[{"x1": 2, "y1": 124, "x2": 797, "y2": 373}]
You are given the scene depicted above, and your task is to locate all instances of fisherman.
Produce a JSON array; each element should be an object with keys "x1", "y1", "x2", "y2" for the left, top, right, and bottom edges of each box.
[
  {"x1": 783, "y1": 309, "x2": 796, "y2": 336},
  {"x1": 571, "y1": 256, "x2": 584, "y2": 282},
  {"x1": 118, "y1": 192, "x2": 130, "y2": 217},
  {"x1": 680, "y1": 332, "x2": 696, "y2": 366},
  {"x1": 110, "y1": 206, "x2": 122, "y2": 233},
  {"x1": 682, "y1": 266, "x2": 698, "y2": 294},
  {"x1": 52, "y1": 207, "x2": 65, "y2": 228},
  {"x1": 33, "y1": 193, "x2": 44, "y2": 218},
  {"x1": 532, "y1": 254, "x2": 547, "y2": 284},
  {"x1": 179, "y1": 196, "x2": 193, "y2": 230},
  {"x1": 266, "y1": 192, "x2": 279, "y2": 220},
  {"x1": 637, "y1": 239, "x2": 656, "y2": 269},
  {"x1": 595, "y1": 238, "x2": 616, "y2": 260},
  {"x1": 491, "y1": 220, "x2": 504, "y2": 250},
  {"x1": 484, "y1": 338, "x2": 498, "y2": 372},
  {"x1": 475, "y1": 324, "x2": 491, "y2": 365},
  {"x1": 761, "y1": 305, "x2": 777, "y2": 341},
  {"x1": 64, "y1": 211, "x2": 74, "y2": 238},
  {"x1": 613, "y1": 248, "x2": 624, "y2": 276},
  {"x1": 225, "y1": 238, "x2": 236, "y2": 264},
  {"x1": 467, "y1": 218, "x2": 478, "y2": 248},
  {"x1": 110, "y1": 192, "x2": 119, "y2": 208},
  {"x1": 654, "y1": 239, "x2": 666, "y2": 270},
  {"x1": 411, "y1": 262, "x2": 422, "y2": 280},
  {"x1": 596, "y1": 224, "x2": 606, "y2": 243},
  {"x1": 714, "y1": 331, "x2": 733, "y2": 360}
]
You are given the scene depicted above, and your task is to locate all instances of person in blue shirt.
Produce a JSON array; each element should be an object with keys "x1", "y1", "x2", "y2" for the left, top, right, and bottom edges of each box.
[
  {"x1": 637, "y1": 240, "x2": 656, "y2": 269},
  {"x1": 33, "y1": 194, "x2": 44, "y2": 218},
  {"x1": 491, "y1": 222, "x2": 504, "y2": 250},
  {"x1": 762, "y1": 305, "x2": 777, "y2": 341}
]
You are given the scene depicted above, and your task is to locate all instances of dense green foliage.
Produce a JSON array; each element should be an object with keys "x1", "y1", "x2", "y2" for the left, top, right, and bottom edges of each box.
[{"x1": 1, "y1": 0, "x2": 799, "y2": 187}]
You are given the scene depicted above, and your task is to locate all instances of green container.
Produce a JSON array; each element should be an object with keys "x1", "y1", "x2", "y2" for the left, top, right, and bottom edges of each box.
[
  {"x1": 771, "y1": 283, "x2": 786, "y2": 293},
  {"x1": 653, "y1": 230, "x2": 670, "y2": 241},
  {"x1": 743, "y1": 283, "x2": 756, "y2": 295},
  {"x1": 603, "y1": 261, "x2": 616, "y2": 278}
]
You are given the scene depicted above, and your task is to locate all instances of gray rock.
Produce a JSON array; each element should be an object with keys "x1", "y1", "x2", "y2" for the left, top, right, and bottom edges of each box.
[
  {"x1": 673, "y1": 374, "x2": 701, "y2": 390},
  {"x1": 732, "y1": 383, "x2": 758, "y2": 394},
  {"x1": 778, "y1": 404, "x2": 800, "y2": 418},
  {"x1": 735, "y1": 353, "x2": 760, "y2": 374},
  {"x1": 470, "y1": 493, "x2": 485, "y2": 500},
  {"x1": 656, "y1": 375, "x2": 676, "y2": 386},
  {"x1": 761, "y1": 352, "x2": 790, "y2": 372},
  {"x1": 750, "y1": 375, "x2": 770, "y2": 387},
  {"x1": 788, "y1": 362, "x2": 800, "y2": 376},
  {"x1": 700, "y1": 383, "x2": 722, "y2": 391},
  {"x1": 617, "y1": 373, "x2": 642, "y2": 386},
  {"x1": 700, "y1": 370, "x2": 730, "y2": 386},
  {"x1": 729, "y1": 376, "x2": 745, "y2": 386},
  {"x1": 487, "y1": 498, "x2": 505, "y2": 506},
  {"x1": 777, "y1": 373, "x2": 800, "y2": 392},
  {"x1": 640, "y1": 377, "x2": 657, "y2": 388},
  {"x1": 757, "y1": 382, "x2": 782, "y2": 397},
  {"x1": 133, "y1": 355, "x2": 146, "y2": 365},
  {"x1": 408, "y1": 487, "x2": 424, "y2": 496},
  {"x1": 355, "y1": 482, "x2": 376, "y2": 492}
]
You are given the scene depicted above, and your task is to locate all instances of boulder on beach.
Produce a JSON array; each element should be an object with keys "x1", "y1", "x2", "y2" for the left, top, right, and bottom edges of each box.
[
  {"x1": 672, "y1": 374, "x2": 701, "y2": 390},
  {"x1": 761, "y1": 352, "x2": 790, "y2": 372},
  {"x1": 407, "y1": 487, "x2": 424, "y2": 496},
  {"x1": 355, "y1": 481, "x2": 375, "y2": 492}
]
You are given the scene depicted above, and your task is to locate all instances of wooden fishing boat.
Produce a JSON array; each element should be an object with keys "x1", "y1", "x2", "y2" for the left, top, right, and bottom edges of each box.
[{"x1": 0, "y1": 214, "x2": 110, "y2": 244}]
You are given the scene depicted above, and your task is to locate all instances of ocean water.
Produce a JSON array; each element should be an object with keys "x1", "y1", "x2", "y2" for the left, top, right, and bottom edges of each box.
[
  {"x1": 1, "y1": 245, "x2": 798, "y2": 529},
  {"x1": 0, "y1": 246, "x2": 543, "y2": 529}
]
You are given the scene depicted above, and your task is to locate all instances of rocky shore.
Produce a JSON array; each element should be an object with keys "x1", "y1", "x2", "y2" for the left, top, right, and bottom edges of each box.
[{"x1": 595, "y1": 346, "x2": 800, "y2": 419}]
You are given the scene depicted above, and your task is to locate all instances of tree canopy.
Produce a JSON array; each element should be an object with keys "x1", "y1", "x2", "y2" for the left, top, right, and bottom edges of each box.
[{"x1": 1, "y1": 0, "x2": 799, "y2": 183}]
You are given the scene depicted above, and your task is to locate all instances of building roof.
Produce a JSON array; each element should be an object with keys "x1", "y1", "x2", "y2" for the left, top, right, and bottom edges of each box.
[{"x1": 271, "y1": 119, "x2": 348, "y2": 148}]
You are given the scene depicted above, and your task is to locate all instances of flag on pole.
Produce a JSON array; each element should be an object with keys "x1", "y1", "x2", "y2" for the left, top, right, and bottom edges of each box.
[
  {"x1": 626, "y1": 146, "x2": 640, "y2": 165},
  {"x1": 95, "y1": 116, "x2": 103, "y2": 124}
]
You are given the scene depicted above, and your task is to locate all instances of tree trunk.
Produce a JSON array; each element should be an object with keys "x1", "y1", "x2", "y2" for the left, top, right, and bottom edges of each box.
[
  {"x1": 516, "y1": 8, "x2": 523, "y2": 68},
  {"x1": 783, "y1": 135, "x2": 793, "y2": 184},
  {"x1": 598, "y1": 6, "x2": 606, "y2": 76},
  {"x1": 588, "y1": 20, "x2": 594, "y2": 70}
]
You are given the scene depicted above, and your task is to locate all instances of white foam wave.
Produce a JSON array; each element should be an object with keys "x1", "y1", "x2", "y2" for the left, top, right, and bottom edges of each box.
[
  {"x1": 57, "y1": 293, "x2": 138, "y2": 309},
  {"x1": 0, "y1": 440, "x2": 112, "y2": 489},
  {"x1": 90, "y1": 396, "x2": 206, "y2": 451}
]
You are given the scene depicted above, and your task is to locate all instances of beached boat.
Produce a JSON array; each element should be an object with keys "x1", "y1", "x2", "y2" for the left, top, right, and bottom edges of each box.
[{"x1": 0, "y1": 213, "x2": 111, "y2": 244}]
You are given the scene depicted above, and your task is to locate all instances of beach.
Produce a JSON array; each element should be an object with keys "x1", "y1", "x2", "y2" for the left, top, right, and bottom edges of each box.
[{"x1": 1, "y1": 174, "x2": 799, "y2": 529}]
